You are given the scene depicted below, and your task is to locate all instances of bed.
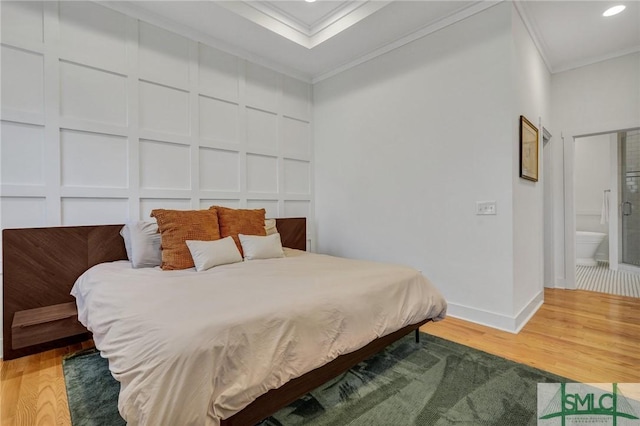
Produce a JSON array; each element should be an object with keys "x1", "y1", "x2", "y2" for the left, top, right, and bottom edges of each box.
[{"x1": 2, "y1": 217, "x2": 447, "y2": 425}]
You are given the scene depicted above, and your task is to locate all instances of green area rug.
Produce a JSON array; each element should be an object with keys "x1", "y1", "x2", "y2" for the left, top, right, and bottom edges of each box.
[
  {"x1": 63, "y1": 333, "x2": 567, "y2": 425},
  {"x1": 63, "y1": 348, "x2": 124, "y2": 426}
]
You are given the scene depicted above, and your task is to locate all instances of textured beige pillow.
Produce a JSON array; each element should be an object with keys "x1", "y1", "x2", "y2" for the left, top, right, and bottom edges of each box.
[
  {"x1": 210, "y1": 206, "x2": 266, "y2": 256},
  {"x1": 150, "y1": 209, "x2": 221, "y2": 270}
]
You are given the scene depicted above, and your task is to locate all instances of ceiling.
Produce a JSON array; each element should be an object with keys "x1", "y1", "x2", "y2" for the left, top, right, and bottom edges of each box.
[
  {"x1": 104, "y1": 1, "x2": 640, "y2": 82},
  {"x1": 522, "y1": 1, "x2": 640, "y2": 73}
]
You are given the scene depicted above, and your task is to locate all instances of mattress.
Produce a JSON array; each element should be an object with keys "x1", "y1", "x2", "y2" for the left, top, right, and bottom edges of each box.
[{"x1": 71, "y1": 248, "x2": 447, "y2": 425}]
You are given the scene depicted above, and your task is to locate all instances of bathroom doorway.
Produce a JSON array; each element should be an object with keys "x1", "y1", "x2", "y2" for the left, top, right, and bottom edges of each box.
[{"x1": 573, "y1": 129, "x2": 640, "y2": 297}]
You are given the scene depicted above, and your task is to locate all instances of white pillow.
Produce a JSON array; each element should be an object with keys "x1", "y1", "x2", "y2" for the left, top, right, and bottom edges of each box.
[
  {"x1": 264, "y1": 218, "x2": 278, "y2": 236},
  {"x1": 186, "y1": 237, "x2": 243, "y2": 272},
  {"x1": 120, "y1": 222, "x2": 162, "y2": 268},
  {"x1": 238, "y1": 233, "x2": 285, "y2": 260}
]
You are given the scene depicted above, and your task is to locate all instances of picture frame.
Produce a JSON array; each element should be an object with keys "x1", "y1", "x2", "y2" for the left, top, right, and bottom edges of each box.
[{"x1": 519, "y1": 115, "x2": 539, "y2": 182}]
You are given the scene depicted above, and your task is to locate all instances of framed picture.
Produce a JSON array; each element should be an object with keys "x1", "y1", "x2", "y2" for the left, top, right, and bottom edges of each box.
[{"x1": 519, "y1": 115, "x2": 539, "y2": 182}]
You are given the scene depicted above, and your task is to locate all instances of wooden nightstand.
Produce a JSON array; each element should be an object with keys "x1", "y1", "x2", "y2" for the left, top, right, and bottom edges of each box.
[{"x1": 11, "y1": 302, "x2": 87, "y2": 350}]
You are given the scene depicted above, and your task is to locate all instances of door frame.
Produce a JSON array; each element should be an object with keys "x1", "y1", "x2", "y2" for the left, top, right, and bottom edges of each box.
[
  {"x1": 543, "y1": 127, "x2": 554, "y2": 288},
  {"x1": 563, "y1": 122, "x2": 640, "y2": 289}
]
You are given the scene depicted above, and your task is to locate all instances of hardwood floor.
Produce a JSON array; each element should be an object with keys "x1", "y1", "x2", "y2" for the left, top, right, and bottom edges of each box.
[
  {"x1": 1, "y1": 341, "x2": 94, "y2": 426},
  {"x1": 1, "y1": 288, "x2": 639, "y2": 425},
  {"x1": 426, "y1": 288, "x2": 640, "y2": 383}
]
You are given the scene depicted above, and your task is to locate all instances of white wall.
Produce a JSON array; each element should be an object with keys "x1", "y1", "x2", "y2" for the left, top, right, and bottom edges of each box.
[
  {"x1": 511, "y1": 7, "x2": 550, "y2": 324},
  {"x1": 0, "y1": 1, "x2": 313, "y2": 357},
  {"x1": 550, "y1": 52, "x2": 640, "y2": 286},
  {"x1": 314, "y1": 3, "x2": 539, "y2": 331}
]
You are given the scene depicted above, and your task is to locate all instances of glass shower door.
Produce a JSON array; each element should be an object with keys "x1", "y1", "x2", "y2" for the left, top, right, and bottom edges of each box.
[{"x1": 621, "y1": 130, "x2": 640, "y2": 266}]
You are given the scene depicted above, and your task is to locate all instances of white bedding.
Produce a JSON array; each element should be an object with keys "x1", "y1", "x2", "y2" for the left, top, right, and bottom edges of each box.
[{"x1": 71, "y1": 249, "x2": 447, "y2": 426}]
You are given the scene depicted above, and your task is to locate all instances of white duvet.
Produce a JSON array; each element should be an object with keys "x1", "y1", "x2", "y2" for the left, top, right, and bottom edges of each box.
[{"x1": 71, "y1": 249, "x2": 447, "y2": 426}]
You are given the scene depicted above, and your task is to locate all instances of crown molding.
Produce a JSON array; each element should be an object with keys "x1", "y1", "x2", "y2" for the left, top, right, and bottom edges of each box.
[
  {"x1": 247, "y1": 1, "x2": 361, "y2": 35},
  {"x1": 512, "y1": 0, "x2": 552, "y2": 73},
  {"x1": 310, "y1": 1, "x2": 376, "y2": 35},
  {"x1": 512, "y1": 1, "x2": 640, "y2": 75},
  {"x1": 309, "y1": 1, "x2": 392, "y2": 48},
  {"x1": 218, "y1": 0, "x2": 392, "y2": 49},
  {"x1": 552, "y1": 45, "x2": 640, "y2": 75},
  {"x1": 216, "y1": 1, "x2": 310, "y2": 48}
]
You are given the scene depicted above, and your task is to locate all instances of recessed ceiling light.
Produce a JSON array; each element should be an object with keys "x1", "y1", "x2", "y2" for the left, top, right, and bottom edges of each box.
[
  {"x1": 305, "y1": 0, "x2": 316, "y2": 3},
  {"x1": 603, "y1": 5, "x2": 626, "y2": 17}
]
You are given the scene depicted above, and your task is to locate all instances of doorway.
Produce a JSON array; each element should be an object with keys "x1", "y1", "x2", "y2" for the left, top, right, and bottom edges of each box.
[{"x1": 570, "y1": 129, "x2": 640, "y2": 297}]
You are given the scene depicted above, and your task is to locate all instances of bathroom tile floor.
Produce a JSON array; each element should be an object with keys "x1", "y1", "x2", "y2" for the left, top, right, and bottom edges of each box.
[{"x1": 576, "y1": 261, "x2": 640, "y2": 297}]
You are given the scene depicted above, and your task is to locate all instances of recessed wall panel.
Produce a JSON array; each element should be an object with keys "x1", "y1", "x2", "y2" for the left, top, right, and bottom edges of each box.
[
  {"x1": 200, "y1": 199, "x2": 240, "y2": 210},
  {"x1": 59, "y1": 2, "x2": 126, "y2": 70},
  {"x1": 1, "y1": 1, "x2": 43, "y2": 44},
  {"x1": 139, "y1": 81, "x2": 189, "y2": 135},
  {"x1": 247, "y1": 108, "x2": 277, "y2": 151},
  {"x1": 140, "y1": 139, "x2": 190, "y2": 189},
  {"x1": 139, "y1": 22, "x2": 189, "y2": 88},
  {"x1": 1, "y1": 122, "x2": 44, "y2": 185},
  {"x1": 199, "y1": 96, "x2": 238, "y2": 143},
  {"x1": 1, "y1": 46, "x2": 43, "y2": 114},
  {"x1": 61, "y1": 129, "x2": 128, "y2": 188},
  {"x1": 199, "y1": 148, "x2": 239, "y2": 191},
  {"x1": 199, "y1": 45, "x2": 239, "y2": 102},
  {"x1": 245, "y1": 63, "x2": 279, "y2": 112},
  {"x1": 282, "y1": 117, "x2": 310, "y2": 159},
  {"x1": 0, "y1": 10, "x2": 314, "y2": 249},
  {"x1": 283, "y1": 159, "x2": 310, "y2": 195},
  {"x1": 61, "y1": 197, "x2": 128, "y2": 226},
  {"x1": 283, "y1": 76, "x2": 310, "y2": 121},
  {"x1": 1, "y1": 197, "x2": 46, "y2": 229},
  {"x1": 283, "y1": 200, "x2": 310, "y2": 219},
  {"x1": 60, "y1": 61, "x2": 126, "y2": 125},
  {"x1": 247, "y1": 199, "x2": 278, "y2": 218},
  {"x1": 140, "y1": 198, "x2": 191, "y2": 220},
  {"x1": 247, "y1": 154, "x2": 278, "y2": 193}
]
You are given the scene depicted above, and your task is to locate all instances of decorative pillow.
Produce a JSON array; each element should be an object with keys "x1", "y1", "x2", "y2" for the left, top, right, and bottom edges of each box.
[
  {"x1": 211, "y1": 206, "x2": 266, "y2": 256},
  {"x1": 119, "y1": 221, "x2": 162, "y2": 268},
  {"x1": 185, "y1": 237, "x2": 243, "y2": 272},
  {"x1": 238, "y1": 233, "x2": 285, "y2": 260},
  {"x1": 150, "y1": 209, "x2": 221, "y2": 270},
  {"x1": 264, "y1": 218, "x2": 278, "y2": 236}
]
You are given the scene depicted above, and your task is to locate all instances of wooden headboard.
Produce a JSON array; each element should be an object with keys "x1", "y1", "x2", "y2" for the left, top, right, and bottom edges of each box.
[{"x1": 2, "y1": 217, "x2": 306, "y2": 360}]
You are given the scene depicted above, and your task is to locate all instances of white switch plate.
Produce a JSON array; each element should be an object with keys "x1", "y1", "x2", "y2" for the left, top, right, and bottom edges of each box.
[{"x1": 476, "y1": 201, "x2": 497, "y2": 215}]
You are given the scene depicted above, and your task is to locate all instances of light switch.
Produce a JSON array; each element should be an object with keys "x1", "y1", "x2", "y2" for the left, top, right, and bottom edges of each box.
[{"x1": 476, "y1": 201, "x2": 497, "y2": 215}]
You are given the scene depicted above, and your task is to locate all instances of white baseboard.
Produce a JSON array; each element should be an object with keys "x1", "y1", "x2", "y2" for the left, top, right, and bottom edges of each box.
[
  {"x1": 446, "y1": 290, "x2": 543, "y2": 334},
  {"x1": 446, "y1": 303, "x2": 519, "y2": 333},
  {"x1": 513, "y1": 291, "x2": 544, "y2": 333}
]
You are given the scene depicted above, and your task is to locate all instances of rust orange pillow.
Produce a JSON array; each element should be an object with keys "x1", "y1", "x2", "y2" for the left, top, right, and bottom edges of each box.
[
  {"x1": 150, "y1": 209, "x2": 221, "y2": 270},
  {"x1": 210, "y1": 206, "x2": 266, "y2": 256}
]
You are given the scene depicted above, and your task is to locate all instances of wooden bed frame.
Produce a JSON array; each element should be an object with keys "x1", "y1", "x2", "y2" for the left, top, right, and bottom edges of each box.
[
  {"x1": 221, "y1": 318, "x2": 429, "y2": 426},
  {"x1": 2, "y1": 218, "x2": 306, "y2": 361},
  {"x1": 2, "y1": 217, "x2": 430, "y2": 424}
]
